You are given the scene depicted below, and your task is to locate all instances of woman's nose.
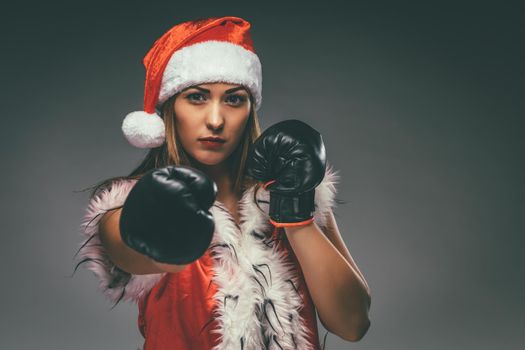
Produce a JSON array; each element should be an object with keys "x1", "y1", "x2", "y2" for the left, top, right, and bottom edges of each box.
[{"x1": 205, "y1": 102, "x2": 225, "y2": 131}]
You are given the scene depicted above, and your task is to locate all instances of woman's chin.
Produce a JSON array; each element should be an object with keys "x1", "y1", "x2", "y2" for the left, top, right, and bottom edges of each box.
[
  {"x1": 189, "y1": 149, "x2": 234, "y2": 167},
  {"x1": 193, "y1": 155, "x2": 227, "y2": 166}
]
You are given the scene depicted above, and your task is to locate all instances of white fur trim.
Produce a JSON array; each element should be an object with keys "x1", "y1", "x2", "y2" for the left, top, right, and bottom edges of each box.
[
  {"x1": 208, "y1": 165, "x2": 339, "y2": 349},
  {"x1": 76, "y1": 179, "x2": 165, "y2": 304},
  {"x1": 158, "y1": 40, "x2": 263, "y2": 110},
  {"x1": 209, "y1": 200, "x2": 313, "y2": 349},
  {"x1": 122, "y1": 111, "x2": 165, "y2": 148},
  {"x1": 314, "y1": 163, "x2": 340, "y2": 228}
]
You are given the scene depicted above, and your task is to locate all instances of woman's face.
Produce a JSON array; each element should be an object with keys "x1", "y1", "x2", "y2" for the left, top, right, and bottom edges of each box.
[{"x1": 173, "y1": 83, "x2": 251, "y2": 166}]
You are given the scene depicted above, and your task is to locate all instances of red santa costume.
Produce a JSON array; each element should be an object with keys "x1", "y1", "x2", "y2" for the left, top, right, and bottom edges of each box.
[{"x1": 76, "y1": 16, "x2": 341, "y2": 350}]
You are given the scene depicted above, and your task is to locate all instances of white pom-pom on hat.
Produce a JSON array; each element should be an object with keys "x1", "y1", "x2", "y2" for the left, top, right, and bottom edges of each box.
[{"x1": 122, "y1": 111, "x2": 165, "y2": 149}]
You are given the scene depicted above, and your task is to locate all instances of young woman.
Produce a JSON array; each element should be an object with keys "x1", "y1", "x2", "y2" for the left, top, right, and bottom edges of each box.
[{"x1": 76, "y1": 16, "x2": 371, "y2": 350}]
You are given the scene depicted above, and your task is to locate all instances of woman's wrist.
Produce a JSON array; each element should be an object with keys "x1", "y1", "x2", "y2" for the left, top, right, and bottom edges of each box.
[{"x1": 283, "y1": 220, "x2": 316, "y2": 235}]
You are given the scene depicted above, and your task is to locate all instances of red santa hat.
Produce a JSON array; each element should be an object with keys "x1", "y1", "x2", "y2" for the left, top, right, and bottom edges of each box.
[{"x1": 122, "y1": 16, "x2": 263, "y2": 148}]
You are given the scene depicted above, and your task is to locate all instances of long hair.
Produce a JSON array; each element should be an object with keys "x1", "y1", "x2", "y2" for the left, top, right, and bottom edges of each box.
[{"x1": 86, "y1": 91, "x2": 261, "y2": 199}]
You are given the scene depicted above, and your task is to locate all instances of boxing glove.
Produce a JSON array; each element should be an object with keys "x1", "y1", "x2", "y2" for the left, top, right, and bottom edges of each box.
[
  {"x1": 119, "y1": 165, "x2": 217, "y2": 265},
  {"x1": 246, "y1": 119, "x2": 327, "y2": 227}
]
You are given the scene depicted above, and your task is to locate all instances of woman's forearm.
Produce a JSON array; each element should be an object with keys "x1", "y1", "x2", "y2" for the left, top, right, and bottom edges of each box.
[{"x1": 284, "y1": 222, "x2": 371, "y2": 341}]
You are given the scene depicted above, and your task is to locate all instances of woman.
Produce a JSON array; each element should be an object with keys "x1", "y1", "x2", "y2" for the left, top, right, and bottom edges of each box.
[{"x1": 76, "y1": 16, "x2": 371, "y2": 349}]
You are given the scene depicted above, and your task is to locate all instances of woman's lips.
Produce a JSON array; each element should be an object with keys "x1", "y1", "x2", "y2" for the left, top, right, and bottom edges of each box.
[{"x1": 199, "y1": 140, "x2": 224, "y2": 148}]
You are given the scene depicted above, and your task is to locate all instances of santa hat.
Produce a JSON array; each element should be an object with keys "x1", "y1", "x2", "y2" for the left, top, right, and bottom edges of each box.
[{"x1": 122, "y1": 16, "x2": 263, "y2": 148}]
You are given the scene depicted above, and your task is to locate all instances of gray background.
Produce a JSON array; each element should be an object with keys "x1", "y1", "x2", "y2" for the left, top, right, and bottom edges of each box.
[{"x1": 1, "y1": 1, "x2": 523, "y2": 349}]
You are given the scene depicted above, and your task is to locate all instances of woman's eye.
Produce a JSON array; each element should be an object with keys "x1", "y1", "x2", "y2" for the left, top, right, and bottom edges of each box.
[
  {"x1": 186, "y1": 93, "x2": 206, "y2": 103},
  {"x1": 226, "y1": 94, "x2": 247, "y2": 106}
]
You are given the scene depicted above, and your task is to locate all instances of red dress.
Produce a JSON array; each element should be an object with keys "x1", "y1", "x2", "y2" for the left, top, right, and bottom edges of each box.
[{"x1": 137, "y1": 228, "x2": 322, "y2": 350}]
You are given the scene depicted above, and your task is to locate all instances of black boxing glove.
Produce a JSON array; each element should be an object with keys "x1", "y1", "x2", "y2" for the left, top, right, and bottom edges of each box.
[
  {"x1": 119, "y1": 165, "x2": 217, "y2": 265},
  {"x1": 246, "y1": 119, "x2": 327, "y2": 227}
]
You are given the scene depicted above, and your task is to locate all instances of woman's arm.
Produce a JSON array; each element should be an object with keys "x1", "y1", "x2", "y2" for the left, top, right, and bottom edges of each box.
[
  {"x1": 284, "y1": 212, "x2": 371, "y2": 342},
  {"x1": 99, "y1": 208, "x2": 188, "y2": 274},
  {"x1": 322, "y1": 210, "x2": 371, "y2": 295}
]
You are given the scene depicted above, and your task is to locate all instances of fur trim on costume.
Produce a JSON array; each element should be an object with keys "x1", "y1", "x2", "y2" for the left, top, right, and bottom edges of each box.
[
  {"x1": 208, "y1": 164, "x2": 339, "y2": 350},
  {"x1": 314, "y1": 163, "x2": 340, "y2": 228},
  {"x1": 76, "y1": 179, "x2": 166, "y2": 304}
]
